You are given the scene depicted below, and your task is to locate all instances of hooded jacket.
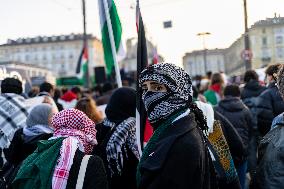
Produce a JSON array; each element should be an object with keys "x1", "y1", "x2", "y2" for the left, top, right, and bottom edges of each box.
[
  {"x1": 255, "y1": 82, "x2": 284, "y2": 136},
  {"x1": 241, "y1": 80, "x2": 266, "y2": 100},
  {"x1": 215, "y1": 97, "x2": 253, "y2": 155}
]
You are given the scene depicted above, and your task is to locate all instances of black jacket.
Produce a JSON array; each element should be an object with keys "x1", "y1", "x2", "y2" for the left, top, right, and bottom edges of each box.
[
  {"x1": 4, "y1": 128, "x2": 52, "y2": 166},
  {"x1": 215, "y1": 97, "x2": 253, "y2": 155},
  {"x1": 241, "y1": 80, "x2": 266, "y2": 100},
  {"x1": 255, "y1": 82, "x2": 284, "y2": 136},
  {"x1": 138, "y1": 113, "x2": 215, "y2": 189},
  {"x1": 254, "y1": 123, "x2": 284, "y2": 189},
  {"x1": 94, "y1": 123, "x2": 138, "y2": 189},
  {"x1": 66, "y1": 150, "x2": 108, "y2": 189}
]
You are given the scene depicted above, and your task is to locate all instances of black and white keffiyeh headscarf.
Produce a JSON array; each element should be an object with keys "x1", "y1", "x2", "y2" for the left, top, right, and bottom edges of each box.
[
  {"x1": 106, "y1": 117, "x2": 140, "y2": 176},
  {"x1": 139, "y1": 63, "x2": 193, "y2": 127}
]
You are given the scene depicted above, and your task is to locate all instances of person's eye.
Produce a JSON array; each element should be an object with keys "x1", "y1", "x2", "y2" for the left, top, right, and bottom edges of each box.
[{"x1": 154, "y1": 85, "x2": 163, "y2": 91}]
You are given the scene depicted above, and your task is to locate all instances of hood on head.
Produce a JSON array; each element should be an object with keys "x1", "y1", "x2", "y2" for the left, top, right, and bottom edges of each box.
[{"x1": 219, "y1": 97, "x2": 246, "y2": 112}]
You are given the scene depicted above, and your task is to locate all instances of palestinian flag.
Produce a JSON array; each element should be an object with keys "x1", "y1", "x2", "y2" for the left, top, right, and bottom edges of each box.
[
  {"x1": 98, "y1": 0, "x2": 124, "y2": 75},
  {"x1": 76, "y1": 45, "x2": 88, "y2": 85},
  {"x1": 136, "y1": 2, "x2": 153, "y2": 154}
]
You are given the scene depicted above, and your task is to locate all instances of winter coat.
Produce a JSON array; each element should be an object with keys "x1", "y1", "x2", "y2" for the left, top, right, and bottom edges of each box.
[
  {"x1": 12, "y1": 136, "x2": 108, "y2": 189},
  {"x1": 138, "y1": 113, "x2": 216, "y2": 189},
  {"x1": 94, "y1": 122, "x2": 138, "y2": 189},
  {"x1": 4, "y1": 128, "x2": 52, "y2": 166},
  {"x1": 215, "y1": 97, "x2": 254, "y2": 156},
  {"x1": 255, "y1": 82, "x2": 284, "y2": 136},
  {"x1": 254, "y1": 114, "x2": 284, "y2": 189},
  {"x1": 66, "y1": 150, "x2": 109, "y2": 189},
  {"x1": 241, "y1": 80, "x2": 266, "y2": 100}
]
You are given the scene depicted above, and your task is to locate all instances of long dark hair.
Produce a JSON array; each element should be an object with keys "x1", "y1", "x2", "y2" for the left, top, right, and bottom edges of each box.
[{"x1": 189, "y1": 103, "x2": 208, "y2": 134}]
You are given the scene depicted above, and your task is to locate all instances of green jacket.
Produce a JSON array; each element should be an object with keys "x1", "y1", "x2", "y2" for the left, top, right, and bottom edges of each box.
[
  {"x1": 204, "y1": 90, "x2": 218, "y2": 105},
  {"x1": 12, "y1": 137, "x2": 64, "y2": 189}
]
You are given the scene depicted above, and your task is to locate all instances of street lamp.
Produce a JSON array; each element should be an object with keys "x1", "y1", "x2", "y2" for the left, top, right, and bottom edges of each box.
[
  {"x1": 197, "y1": 32, "x2": 211, "y2": 75},
  {"x1": 243, "y1": 0, "x2": 252, "y2": 71}
]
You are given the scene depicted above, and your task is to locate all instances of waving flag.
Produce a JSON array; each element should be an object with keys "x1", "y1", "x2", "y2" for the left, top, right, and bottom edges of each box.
[
  {"x1": 98, "y1": 0, "x2": 124, "y2": 76},
  {"x1": 76, "y1": 44, "x2": 88, "y2": 85}
]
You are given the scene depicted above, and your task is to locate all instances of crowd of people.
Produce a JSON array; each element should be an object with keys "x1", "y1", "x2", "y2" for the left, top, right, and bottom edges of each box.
[{"x1": 0, "y1": 62, "x2": 283, "y2": 189}]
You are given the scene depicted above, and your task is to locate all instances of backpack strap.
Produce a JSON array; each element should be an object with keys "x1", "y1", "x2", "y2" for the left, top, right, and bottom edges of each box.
[{"x1": 75, "y1": 155, "x2": 91, "y2": 189}]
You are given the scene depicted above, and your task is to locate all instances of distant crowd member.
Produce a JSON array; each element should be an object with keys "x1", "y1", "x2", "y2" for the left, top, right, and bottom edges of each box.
[
  {"x1": 29, "y1": 82, "x2": 59, "y2": 111},
  {"x1": 92, "y1": 85, "x2": 102, "y2": 99},
  {"x1": 53, "y1": 88, "x2": 63, "y2": 111},
  {"x1": 27, "y1": 86, "x2": 39, "y2": 98},
  {"x1": 4, "y1": 104, "x2": 57, "y2": 167},
  {"x1": 137, "y1": 63, "x2": 214, "y2": 189},
  {"x1": 38, "y1": 82, "x2": 55, "y2": 97},
  {"x1": 241, "y1": 70, "x2": 266, "y2": 178},
  {"x1": 12, "y1": 109, "x2": 108, "y2": 189},
  {"x1": 94, "y1": 87, "x2": 138, "y2": 189},
  {"x1": 204, "y1": 73, "x2": 224, "y2": 105},
  {"x1": 254, "y1": 64, "x2": 284, "y2": 188},
  {"x1": 58, "y1": 87, "x2": 82, "y2": 109},
  {"x1": 75, "y1": 97, "x2": 103, "y2": 124},
  {"x1": 96, "y1": 82, "x2": 114, "y2": 106},
  {"x1": 215, "y1": 85, "x2": 254, "y2": 189},
  {"x1": 255, "y1": 64, "x2": 284, "y2": 136},
  {"x1": 0, "y1": 78, "x2": 28, "y2": 149}
]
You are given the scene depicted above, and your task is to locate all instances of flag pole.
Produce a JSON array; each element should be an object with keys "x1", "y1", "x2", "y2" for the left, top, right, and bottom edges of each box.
[
  {"x1": 102, "y1": 0, "x2": 122, "y2": 88},
  {"x1": 82, "y1": 0, "x2": 90, "y2": 88}
]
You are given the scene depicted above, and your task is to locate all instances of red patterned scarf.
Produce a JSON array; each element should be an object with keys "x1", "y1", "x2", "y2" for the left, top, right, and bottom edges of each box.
[{"x1": 51, "y1": 109, "x2": 97, "y2": 189}]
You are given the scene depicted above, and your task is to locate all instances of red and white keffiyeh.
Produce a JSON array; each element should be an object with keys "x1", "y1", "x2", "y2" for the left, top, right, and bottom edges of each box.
[
  {"x1": 52, "y1": 137, "x2": 78, "y2": 189},
  {"x1": 51, "y1": 109, "x2": 97, "y2": 189},
  {"x1": 52, "y1": 108, "x2": 97, "y2": 154}
]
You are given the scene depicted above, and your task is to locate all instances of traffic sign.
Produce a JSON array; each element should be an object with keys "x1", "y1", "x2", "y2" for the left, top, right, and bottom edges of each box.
[{"x1": 241, "y1": 49, "x2": 253, "y2": 61}]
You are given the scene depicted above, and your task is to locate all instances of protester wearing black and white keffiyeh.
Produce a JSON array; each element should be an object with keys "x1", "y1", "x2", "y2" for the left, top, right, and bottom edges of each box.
[
  {"x1": 106, "y1": 117, "x2": 140, "y2": 175},
  {"x1": 96, "y1": 87, "x2": 139, "y2": 189},
  {"x1": 0, "y1": 78, "x2": 28, "y2": 149}
]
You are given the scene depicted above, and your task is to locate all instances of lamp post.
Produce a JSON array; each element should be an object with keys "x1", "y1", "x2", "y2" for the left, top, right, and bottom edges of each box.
[
  {"x1": 243, "y1": 0, "x2": 252, "y2": 71},
  {"x1": 197, "y1": 32, "x2": 211, "y2": 75}
]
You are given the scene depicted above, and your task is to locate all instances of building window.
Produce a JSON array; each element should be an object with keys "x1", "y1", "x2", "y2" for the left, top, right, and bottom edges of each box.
[
  {"x1": 276, "y1": 47, "x2": 284, "y2": 58},
  {"x1": 69, "y1": 54, "x2": 74, "y2": 59},
  {"x1": 61, "y1": 54, "x2": 65, "y2": 60},
  {"x1": 262, "y1": 28, "x2": 266, "y2": 34},
  {"x1": 25, "y1": 55, "x2": 30, "y2": 61},
  {"x1": 42, "y1": 54, "x2": 47, "y2": 60},
  {"x1": 262, "y1": 37, "x2": 267, "y2": 46},
  {"x1": 42, "y1": 47, "x2": 46, "y2": 51},
  {"x1": 276, "y1": 36, "x2": 283, "y2": 44}
]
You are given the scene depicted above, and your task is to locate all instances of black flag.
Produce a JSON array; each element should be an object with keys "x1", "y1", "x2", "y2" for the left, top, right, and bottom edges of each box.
[{"x1": 136, "y1": 1, "x2": 149, "y2": 154}]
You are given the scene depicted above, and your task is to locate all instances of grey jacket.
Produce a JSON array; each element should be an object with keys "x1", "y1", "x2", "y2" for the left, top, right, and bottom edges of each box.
[{"x1": 255, "y1": 114, "x2": 284, "y2": 189}]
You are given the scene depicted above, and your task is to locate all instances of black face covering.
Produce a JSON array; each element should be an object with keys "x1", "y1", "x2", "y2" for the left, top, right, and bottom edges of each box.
[
  {"x1": 142, "y1": 90, "x2": 188, "y2": 127},
  {"x1": 139, "y1": 63, "x2": 193, "y2": 128}
]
